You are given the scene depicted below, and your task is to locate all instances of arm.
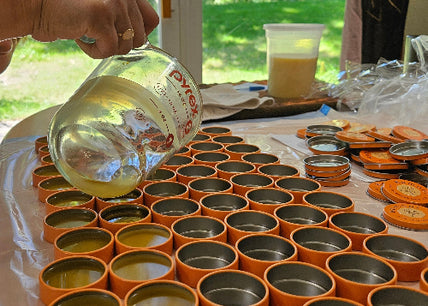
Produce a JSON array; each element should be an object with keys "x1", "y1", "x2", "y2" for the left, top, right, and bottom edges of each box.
[{"x1": 0, "y1": 0, "x2": 159, "y2": 59}]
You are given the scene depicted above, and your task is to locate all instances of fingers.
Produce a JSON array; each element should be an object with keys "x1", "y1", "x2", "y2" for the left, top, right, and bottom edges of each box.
[{"x1": 77, "y1": 0, "x2": 158, "y2": 59}]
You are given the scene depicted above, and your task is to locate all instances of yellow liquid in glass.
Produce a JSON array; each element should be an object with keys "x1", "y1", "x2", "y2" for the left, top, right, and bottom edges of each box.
[{"x1": 50, "y1": 75, "x2": 179, "y2": 198}]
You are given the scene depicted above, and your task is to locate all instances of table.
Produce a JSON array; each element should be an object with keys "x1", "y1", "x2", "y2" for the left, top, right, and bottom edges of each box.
[{"x1": 1, "y1": 105, "x2": 427, "y2": 305}]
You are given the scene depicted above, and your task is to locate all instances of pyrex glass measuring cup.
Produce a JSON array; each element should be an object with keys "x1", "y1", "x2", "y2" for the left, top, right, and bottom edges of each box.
[{"x1": 48, "y1": 42, "x2": 203, "y2": 198}]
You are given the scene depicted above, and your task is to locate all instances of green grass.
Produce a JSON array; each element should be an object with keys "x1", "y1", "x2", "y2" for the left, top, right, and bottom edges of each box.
[{"x1": 0, "y1": 0, "x2": 344, "y2": 120}]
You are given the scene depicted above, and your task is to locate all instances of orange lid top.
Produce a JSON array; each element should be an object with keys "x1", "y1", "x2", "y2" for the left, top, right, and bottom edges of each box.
[
  {"x1": 296, "y1": 128, "x2": 307, "y2": 139},
  {"x1": 381, "y1": 179, "x2": 428, "y2": 205},
  {"x1": 367, "y1": 181, "x2": 390, "y2": 202},
  {"x1": 392, "y1": 125, "x2": 428, "y2": 141},
  {"x1": 366, "y1": 130, "x2": 403, "y2": 144},
  {"x1": 359, "y1": 150, "x2": 399, "y2": 164},
  {"x1": 335, "y1": 131, "x2": 375, "y2": 143},
  {"x1": 359, "y1": 149, "x2": 409, "y2": 170},
  {"x1": 346, "y1": 122, "x2": 376, "y2": 133},
  {"x1": 322, "y1": 119, "x2": 350, "y2": 129},
  {"x1": 383, "y1": 203, "x2": 428, "y2": 230}
]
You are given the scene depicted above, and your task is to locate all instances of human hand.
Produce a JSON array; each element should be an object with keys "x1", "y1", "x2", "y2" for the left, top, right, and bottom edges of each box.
[
  {"x1": 0, "y1": 38, "x2": 18, "y2": 74},
  {"x1": 31, "y1": 0, "x2": 159, "y2": 59}
]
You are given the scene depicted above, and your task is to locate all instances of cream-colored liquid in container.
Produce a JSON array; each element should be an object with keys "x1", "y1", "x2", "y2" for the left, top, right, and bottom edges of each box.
[{"x1": 268, "y1": 55, "x2": 317, "y2": 99}]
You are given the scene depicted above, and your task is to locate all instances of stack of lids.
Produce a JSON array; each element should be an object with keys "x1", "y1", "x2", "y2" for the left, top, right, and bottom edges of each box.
[
  {"x1": 367, "y1": 178, "x2": 428, "y2": 205},
  {"x1": 303, "y1": 155, "x2": 351, "y2": 187},
  {"x1": 299, "y1": 120, "x2": 428, "y2": 185}
]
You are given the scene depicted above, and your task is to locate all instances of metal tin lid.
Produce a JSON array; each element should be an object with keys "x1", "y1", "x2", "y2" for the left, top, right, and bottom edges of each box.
[
  {"x1": 305, "y1": 124, "x2": 343, "y2": 137},
  {"x1": 389, "y1": 141, "x2": 428, "y2": 161},
  {"x1": 383, "y1": 203, "x2": 428, "y2": 230},
  {"x1": 366, "y1": 130, "x2": 403, "y2": 144},
  {"x1": 381, "y1": 179, "x2": 428, "y2": 205},
  {"x1": 303, "y1": 155, "x2": 350, "y2": 172},
  {"x1": 392, "y1": 125, "x2": 428, "y2": 141},
  {"x1": 306, "y1": 135, "x2": 348, "y2": 155},
  {"x1": 362, "y1": 168, "x2": 405, "y2": 180},
  {"x1": 346, "y1": 122, "x2": 376, "y2": 133},
  {"x1": 296, "y1": 128, "x2": 307, "y2": 139},
  {"x1": 411, "y1": 156, "x2": 428, "y2": 166},
  {"x1": 335, "y1": 131, "x2": 375, "y2": 143},
  {"x1": 321, "y1": 119, "x2": 350, "y2": 129},
  {"x1": 360, "y1": 149, "x2": 409, "y2": 170},
  {"x1": 367, "y1": 181, "x2": 390, "y2": 203},
  {"x1": 415, "y1": 165, "x2": 428, "y2": 178},
  {"x1": 348, "y1": 141, "x2": 392, "y2": 150},
  {"x1": 306, "y1": 176, "x2": 350, "y2": 187},
  {"x1": 305, "y1": 166, "x2": 350, "y2": 178}
]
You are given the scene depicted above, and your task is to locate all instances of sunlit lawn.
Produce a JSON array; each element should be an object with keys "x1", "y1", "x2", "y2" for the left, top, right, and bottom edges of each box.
[{"x1": 0, "y1": 0, "x2": 344, "y2": 120}]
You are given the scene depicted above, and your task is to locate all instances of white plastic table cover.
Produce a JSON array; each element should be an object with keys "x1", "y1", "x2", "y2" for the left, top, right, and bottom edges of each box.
[{"x1": 0, "y1": 106, "x2": 427, "y2": 305}]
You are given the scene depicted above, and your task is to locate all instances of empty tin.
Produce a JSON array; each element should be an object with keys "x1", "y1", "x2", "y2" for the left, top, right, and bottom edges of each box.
[
  {"x1": 188, "y1": 177, "x2": 233, "y2": 201},
  {"x1": 257, "y1": 163, "x2": 300, "y2": 179},
  {"x1": 326, "y1": 252, "x2": 397, "y2": 304},
  {"x1": 368, "y1": 285, "x2": 428, "y2": 306},
  {"x1": 303, "y1": 191, "x2": 354, "y2": 216},
  {"x1": 163, "y1": 154, "x2": 194, "y2": 171},
  {"x1": 224, "y1": 143, "x2": 261, "y2": 160},
  {"x1": 236, "y1": 233, "x2": 298, "y2": 278},
  {"x1": 290, "y1": 226, "x2": 352, "y2": 268},
  {"x1": 190, "y1": 141, "x2": 224, "y2": 156},
  {"x1": 199, "y1": 193, "x2": 249, "y2": 220},
  {"x1": 176, "y1": 164, "x2": 217, "y2": 185},
  {"x1": 171, "y1": 215, "x2": 227, "y2": 248},
  {"x1": 197, "y1": 269, "x2": 269, "y2": 306},
  {"x1": 302, "y1": 296, "x2": 363, "y2": 306},
  {"x1": 274, "y1": 204, "x2": 328, "y2": 238},
  {"x1": 200, "y1": 126, "x2": 232, "y2": 137},
  {"x1": 329, "y1": 212, "x2": 388, "y2": 251},
  {"x1": 275, "y1": 177, "x2": 321, "y2": 203},
  {"x1": 305, "y1": 124, "x2": 343, "y2": 137},
  {"x1": 212, "y1": 135, "x2": 244, "y2": 144},
  {"x1": 138, "y1": 167, "x2": 176, "y2": 189},
  {"x1": 264, "y1": 261, "x2": 336, "y2": 306},
  {"x1": 362, "y1": 234, "x2": 428, "y2": 281},
  {"x1": 151, "y1": 197, "x2": 201, "y2": 228},
  {"x1": 246, "y1": 187, "x2": 294, "y2": 214},
  {"x1": 225, "y1": 210, "x2": 280, "y2": 245},
  {"x1": 389, "y1": 140, "x2": 428, "y2": 161},
  {"x1": 215, "y1": 160, "x2": 256, "y2": 180},
  {"x1": 230, "y1": 173, "x2": 274, "y2": 196},
  {"x1": 241, "y1": 152, "x2": 280, "y2": 168},
  {"x1": 143, "y1": 181, "x2": 189, "y2": 207},
  {"x1": 175, "y1": 240, "x2": 239, "y2": 288},
  {"x1": 192, "y1": 151, "x2": 230, "y2": 167}
]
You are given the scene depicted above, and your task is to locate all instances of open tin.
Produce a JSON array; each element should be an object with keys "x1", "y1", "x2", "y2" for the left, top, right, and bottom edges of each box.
[
  {"x1": 362, "y1": 234, "x2": 428, "y2": 281},
  {"x1": 48, "y1": 288, "x2": 121, "y2": 306},
  {"x1": 45, "y1": 190, "x2": 95, "y2": 214},
  {"x1": 151, "y1": 197, "x2": 201, "y2": 228},
  {"x1": 368, "y1": 285, "x2": 428, "y2": 306},
  {"x1": 175, "y1": 240, "x2": 239, "y2": 288},
  {"x1": 99, "y1": 203, "x2": 151, "y2": 234},
  {"x1": 306, "y1": 135, "x2": 348, "y2": 155},
  {"x1": 197, "y1": 269, "x2": 269, "y2": 306}
]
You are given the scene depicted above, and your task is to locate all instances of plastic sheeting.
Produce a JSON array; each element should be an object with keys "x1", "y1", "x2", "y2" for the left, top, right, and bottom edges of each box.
[{"x1": 1, "y1": 106, "x2": 427, "y2": 305}]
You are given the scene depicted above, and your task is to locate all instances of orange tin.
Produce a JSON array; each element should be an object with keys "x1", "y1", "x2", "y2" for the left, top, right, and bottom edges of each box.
[
  {"x1": 382, "y1": 203, "x2": 428, "y2": 230},
  {"x1": 392, "y1": 125, "x2": 428, "y2": 141},
  {"x1": 381, "y1": 179, "x2": 428, "y2": 205}
]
